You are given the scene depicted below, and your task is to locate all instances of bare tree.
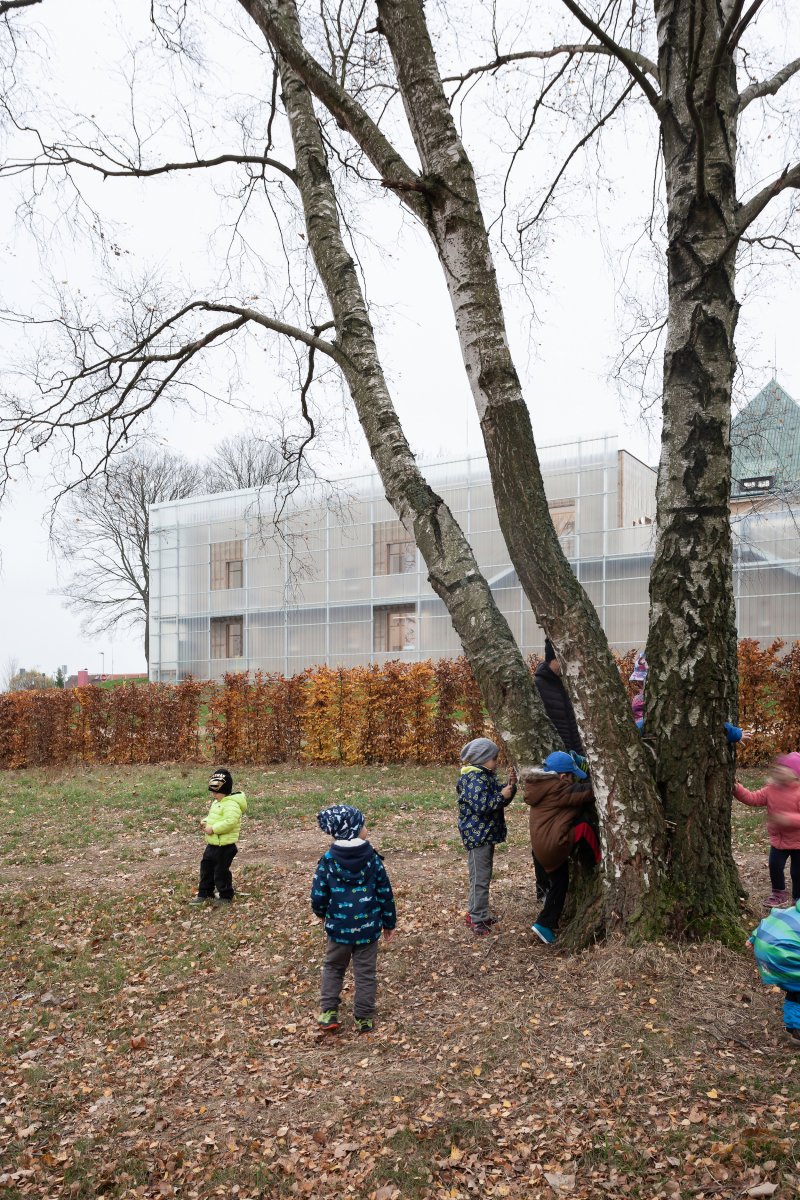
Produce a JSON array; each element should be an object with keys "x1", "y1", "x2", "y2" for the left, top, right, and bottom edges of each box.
[
  {"x1": 1, "y1": 0, "x2": 797, "y2": 939},
  {"x1": 205, "y1": 430, "x2": 298, "y2": 493},
  {"x1": 52, "y1": 448, "x2": 203, "y2": 666}
]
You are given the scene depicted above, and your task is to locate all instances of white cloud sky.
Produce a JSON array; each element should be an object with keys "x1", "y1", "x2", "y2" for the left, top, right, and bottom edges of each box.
[{"x1": 1, "y1": 0, "x2": 798, "y2": 678}]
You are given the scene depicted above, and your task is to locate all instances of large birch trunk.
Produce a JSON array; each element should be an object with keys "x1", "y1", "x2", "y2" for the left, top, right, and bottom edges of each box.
[
  {"x1": 374, "y1": 0, "x2": 665, "y2": 931},
  {"x1": 646, "y1": 0, "x2": 742, "y2": 938},
  {"x1": 247, "y1": 7, "x2": 557, "y2": 765}
]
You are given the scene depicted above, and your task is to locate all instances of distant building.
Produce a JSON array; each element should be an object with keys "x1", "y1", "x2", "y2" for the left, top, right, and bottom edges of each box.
[{"x1": 148, "y1": 405, "x2": 800, "y2": 683}]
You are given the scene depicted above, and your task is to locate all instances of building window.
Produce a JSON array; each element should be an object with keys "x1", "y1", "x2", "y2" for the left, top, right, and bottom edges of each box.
[
  {"x1": 211, "y1": 540, "x2": 244, "y2": 590},
  {"x1": 374, "y1": 520, "x2": 416, "y2": 575},
  {"x1": 374, "y1": 604, "x2": 417, "y2": 652},
  {"x1": 549, "y1": 502, "x2": 576, "y2": 540},
  {"x1": 211, "y1": 616, "x2": 244, "y2": 658}
]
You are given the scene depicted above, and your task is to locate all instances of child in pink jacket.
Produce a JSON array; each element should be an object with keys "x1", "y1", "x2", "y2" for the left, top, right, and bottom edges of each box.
[{"x1": 734, "y1": 753, "x2": 800, "y2": 908}]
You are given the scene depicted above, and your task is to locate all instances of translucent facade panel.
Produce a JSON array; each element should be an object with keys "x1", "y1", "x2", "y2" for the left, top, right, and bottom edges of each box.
[
  {"x1": 149, "y1": 439, "x2": 800, "y2": 681},
  {"x1": 329, "y1": 577, "x2": 370, "y2": 602},
  {"x1": 179, "y1": 564, "x2": 209, "y2": 596},
  {"x1": 470, "y1": 502, "x2": 501, "y2": 533},
  {"x1": 161, "y1": 568, "x2": 178, "y2": 596},
  {"x1": 210, "y1": 588, "x2": 246, "y2": 614},
  {"x1": 372, "y1": 572, "x2": 421, "y2": 600},
  {"x1": 329, "y1": 619, "x2": 371, "y2": 654},
  {"x1": 248, "y1": 624, "x2": 285, "y2": 659},
  {"x1": 288, "y1": 624, "x2": 327, "y2": 656},
  {"x1": 328, "y1": 545, "x2": 371, "y2": 581},
  {"x1": 180, "y1": 543, "x2": 210, "y2": 567},
  {"x1": 210, "y1": 519, "x2": 246, "y2": 542},
  {"x1": 543, "y1": 471, "x2": 576, "y2": 503},
  {"x1": 247, "y1": 557, "x2": 282, "y2": 589},
  {"x1": 603, "y1": 604, "x2": 649, "y2": 647}
]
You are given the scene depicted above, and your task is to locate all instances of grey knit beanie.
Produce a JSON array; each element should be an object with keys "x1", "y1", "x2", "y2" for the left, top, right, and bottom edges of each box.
[{"x1": 460, "y1": 737, "x2": 500, "y2": 766}]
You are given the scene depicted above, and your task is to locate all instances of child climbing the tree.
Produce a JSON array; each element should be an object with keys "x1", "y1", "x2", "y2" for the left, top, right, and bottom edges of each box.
[
  {"x1": 521, "y1": 752, "x2": 600, "y2": 945},
  {"x1": 735, "y1": 753, "x2": 800, "y2": 908}
]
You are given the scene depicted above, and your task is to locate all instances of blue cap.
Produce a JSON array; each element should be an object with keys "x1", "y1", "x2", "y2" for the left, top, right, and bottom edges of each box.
[{"x1": 543, "y1": 750, "x2": 588, "y2": 780}]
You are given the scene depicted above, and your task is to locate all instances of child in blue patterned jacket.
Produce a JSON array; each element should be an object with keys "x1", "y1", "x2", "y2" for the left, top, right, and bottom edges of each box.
[
  {"x1": 457, "y1": 738, "x2": 517, "y2": 936},
  {"x1": 311, "y1": 804, "x2": 397, "y2": 1035}
]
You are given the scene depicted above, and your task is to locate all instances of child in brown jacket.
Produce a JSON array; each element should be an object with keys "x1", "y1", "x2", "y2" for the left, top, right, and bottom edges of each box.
[{"x1": 521, "y1": 752, "x2": 600, "y2": 945}]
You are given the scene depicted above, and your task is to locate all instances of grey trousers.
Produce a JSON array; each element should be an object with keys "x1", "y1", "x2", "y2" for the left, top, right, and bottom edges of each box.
[
  {"x1": 467, "y1": 843, "x2": 495, "y2": 922},
  {"x1": 320, "y1": 937, "x2": 380, "y2": 1019}
]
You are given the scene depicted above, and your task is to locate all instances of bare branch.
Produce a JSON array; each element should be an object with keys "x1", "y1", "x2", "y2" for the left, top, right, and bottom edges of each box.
[
  {"x1": 442, "y1": 43, "x2": 659, "y2": 90},
  {"x1": 0, "y1": 0, "x2": 41, "y2": 14},
  {"x1": 518, "y1": 79, "x2": 635, "y2": 234},
  {"x1": 736, "y1": 161, "x2": 800, "y2": 238},
  {"x1": 738, "y1": 56, "x2": 800, "y2": 110},
  {"x1": 729, "y1": 0, "x2": 770, "y2": 52},
  {"x1": 236, "y1": 0, "x2": 429, "y2": 221},
  {"x1": 0, "y1": 144, "x2": 298, "y2": 185},
  {"x1": 557, "y1": 0, "x2": 663, "y2": 111}
]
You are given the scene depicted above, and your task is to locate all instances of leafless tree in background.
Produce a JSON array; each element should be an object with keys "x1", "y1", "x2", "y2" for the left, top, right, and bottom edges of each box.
[
  {"x1": 52, "y1": 449, "x2": 203, "y2": 666},
  {"x1": 0, "y1": 0, "x2": 798, "y2": 939}
]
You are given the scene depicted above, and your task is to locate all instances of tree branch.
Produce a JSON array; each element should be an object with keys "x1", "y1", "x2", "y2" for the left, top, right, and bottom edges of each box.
[
  {"x1": 557, "y1": 0, "x2": 663, "y2": 112},
  {"x1": 738, "y1": 56, "x2": 800, "y2": 110},
  {"x1": 0, "y1": 0, "x2": 41, "y2": 14},
  {"x1": 518, "y1": 80, "x2": 635, "y2": 234},
  {"x1": 236, "y1": 0, "x2": 430, "y2": 221},
  {"x1": 736, "y1": 161, "x2": 800, "y2": 238},
  {"x1": 0, "y1": 145, "x2": 298, "y2": 186},
  {"x1": 729, "y1": 0, "x2": 770, "y2": 52},
  {"x1": 442, "y1": 43, "x2": 659, "y2": 90}
]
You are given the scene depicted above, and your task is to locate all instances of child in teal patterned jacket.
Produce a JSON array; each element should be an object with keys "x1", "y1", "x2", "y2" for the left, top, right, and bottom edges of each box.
[{"x1": 311, "y1": 804, "x2": 396, "y2": 1035}]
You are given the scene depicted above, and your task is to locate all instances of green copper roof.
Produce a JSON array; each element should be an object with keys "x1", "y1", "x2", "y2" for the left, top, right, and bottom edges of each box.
[{"x1": 731, "y1": 379, "x2": 800, "y2": 496}]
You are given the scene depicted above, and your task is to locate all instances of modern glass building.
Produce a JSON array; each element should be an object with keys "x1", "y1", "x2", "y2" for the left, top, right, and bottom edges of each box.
[{"x1": 148, "y1": 422, "x2": 800, "y2": 682}]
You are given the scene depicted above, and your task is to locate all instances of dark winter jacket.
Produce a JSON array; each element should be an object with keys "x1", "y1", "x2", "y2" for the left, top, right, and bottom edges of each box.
[
  {"x1": 533, "y1": 661, "x2": 584, "y2": 755},
  {"x1": 456, "y1": 764, "x2": 515, "y2": 850},
  {"x1": 522, "y1": 768, "x2": 593, "y2": 873},
  {"x1": 310, "y1": 841, "x2": 396, "y2": 945}
]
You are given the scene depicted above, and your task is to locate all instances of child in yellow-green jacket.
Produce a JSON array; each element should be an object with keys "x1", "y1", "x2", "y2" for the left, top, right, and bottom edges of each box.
[{"x1": 190, "y1": 769, "x2": 247, "y2": 905}]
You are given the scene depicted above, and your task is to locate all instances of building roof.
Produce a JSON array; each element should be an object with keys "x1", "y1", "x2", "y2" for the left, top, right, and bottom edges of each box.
[{"x1": 731, "y1": 379, "x2": 800, "y2": 496}]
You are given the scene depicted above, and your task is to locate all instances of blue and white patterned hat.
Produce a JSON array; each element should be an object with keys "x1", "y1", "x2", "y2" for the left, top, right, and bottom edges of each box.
[{"x1": 317, "y1": 804, "x2": 366, "y2": 840}]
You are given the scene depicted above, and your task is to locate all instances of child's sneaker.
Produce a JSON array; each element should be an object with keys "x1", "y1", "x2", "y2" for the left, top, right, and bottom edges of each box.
[
  {"x1": 764, "y1": 889, "x2": 789, "y2": 908},
  {"x1": 354, "y1": 1016, "x2": 374, "y2": 1034},
  {"x1": 531, "y1": 922, "x2": 556, "y2": 945},
  {"x1": 465, "y1": 913, "x2": 499, "y2": 928},
  {"x1": 467, "y1": 917, "x2": 491, "y2": 936},
  {"x1": 316, "y1": 1009, "x2": 340, "y2": 1033},
  {"x1": 189, "y1": 895, "x2": 212, "y2": 905},
  {"x1": 787, "y1": 1028, "x2": 800, "y2": 1045}
]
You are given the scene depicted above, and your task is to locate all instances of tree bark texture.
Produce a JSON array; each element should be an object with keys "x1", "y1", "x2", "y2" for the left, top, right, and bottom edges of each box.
[
  {"x1": 375, "y1": 0, "x2": 666, "y2": 931},
  {"x1": 239, "y1": 0, "x2": 557, "y2": 766},
  {"x1": 646, "y1": 0, "x2": 742, "y2": 936}
]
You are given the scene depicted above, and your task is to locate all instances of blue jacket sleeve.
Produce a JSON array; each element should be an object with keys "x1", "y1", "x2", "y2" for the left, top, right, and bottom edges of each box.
[
  {"x1": 374, "y1": 859, "x2": 397, "y2": 930},
  {"x1": 724, "y1": 721, "x2": 743, "y2": 744},
  {"x1": 310, "y1": 857, "x2": 331, "y2": 918}
]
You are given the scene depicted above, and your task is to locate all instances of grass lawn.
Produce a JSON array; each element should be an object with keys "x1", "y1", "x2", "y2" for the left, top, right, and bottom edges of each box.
[{"x1": 1, "y1": 764, "x2": 798, "y2": 1199}]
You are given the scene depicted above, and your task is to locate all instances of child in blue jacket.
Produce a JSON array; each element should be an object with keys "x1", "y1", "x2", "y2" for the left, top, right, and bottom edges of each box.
[
  {"x1": 311, "y1": 804, "x2": 396, "y2": 1035},
  {"x1": 457, "y1": 738, "x2": 516, "y2": 936}
]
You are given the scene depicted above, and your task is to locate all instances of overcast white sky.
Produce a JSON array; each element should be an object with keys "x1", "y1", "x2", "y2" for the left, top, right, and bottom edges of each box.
[{"x1": 1, "y1": 0, "x2": 798, "y2": 679}]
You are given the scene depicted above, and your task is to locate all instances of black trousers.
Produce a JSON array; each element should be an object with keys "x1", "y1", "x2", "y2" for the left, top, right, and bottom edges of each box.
[
  {"x1": 532, "y1": 855, "x2": 570, "y2": 931},
  {"x1": 198, "y1": 843, "x2": 238, "y2": 900},
  {"x1": 769, "y1": 847, "x2": 800, "y2": 898}
]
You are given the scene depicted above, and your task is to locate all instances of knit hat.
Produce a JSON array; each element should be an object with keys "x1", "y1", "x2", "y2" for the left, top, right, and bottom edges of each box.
[
  {"x1": 544, "y1": 638, "x2": 557, "y2": 664},
  {"x1": 776, "y1": 753, "x2": 800, "y2": 779},
  {"x1": 317, "y1": 804, "x2": 366, "y2": 840},
  {"x1": 460, "y1": 737, "x2": 500, "y2": 766},
  {"x1": 629, "y1": 652, "x2": 648, "y2": 683},
  {"x1": 543, "y1": 750, "x2": 588, "y2": 780},
  {"x1": 208, "y1": 768, "x2": 233, "y2": 795}
]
